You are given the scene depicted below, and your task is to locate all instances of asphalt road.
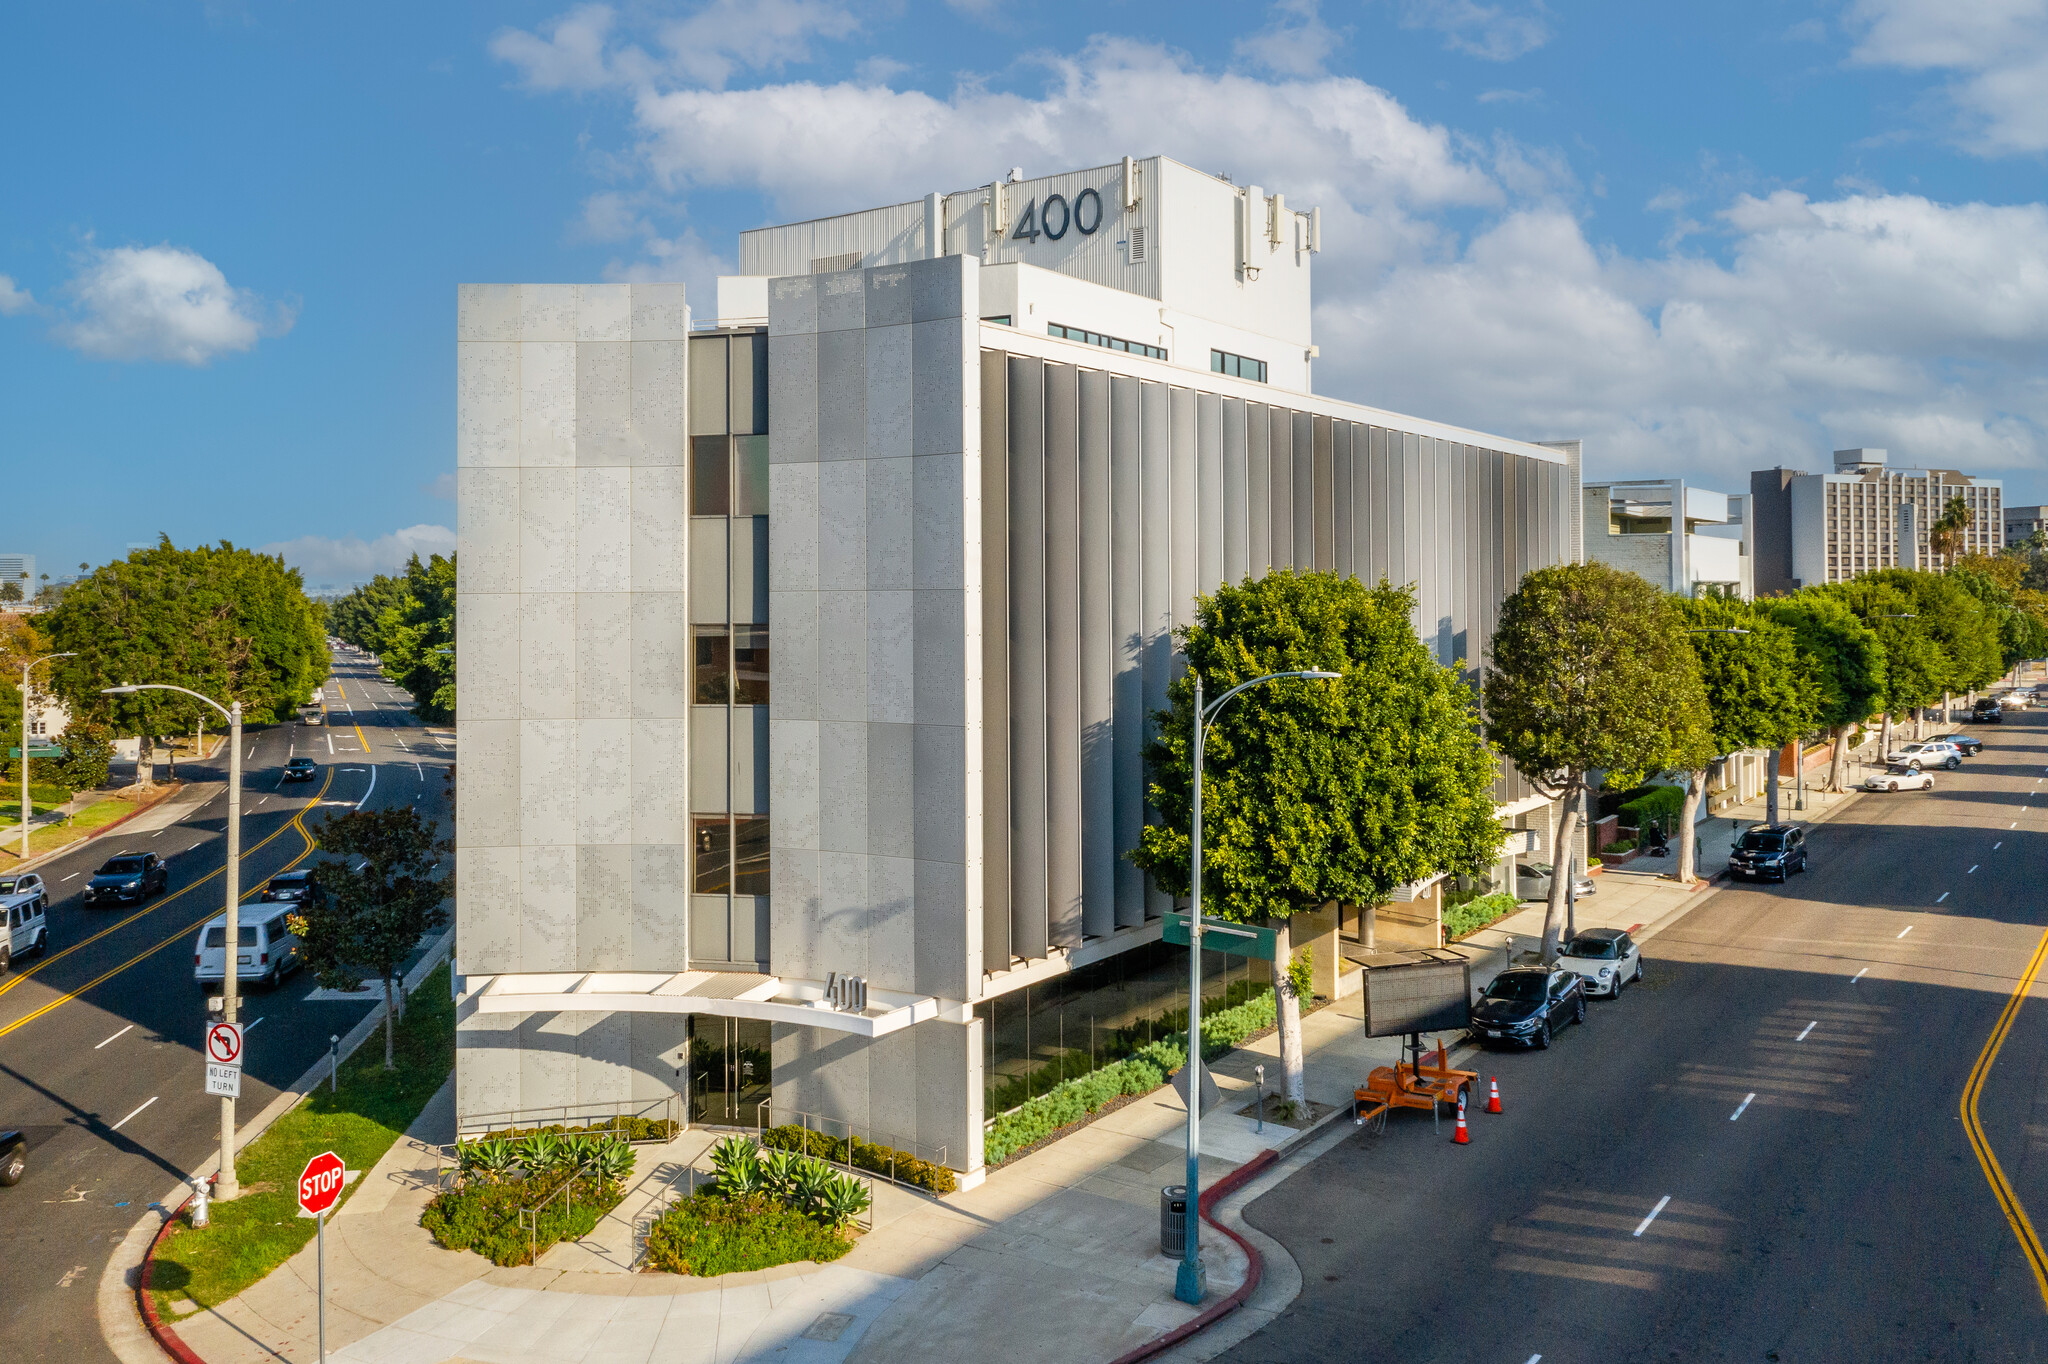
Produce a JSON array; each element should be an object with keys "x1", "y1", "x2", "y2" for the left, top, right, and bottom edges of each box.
[
  {"x1": 0, "y1": 654, "x2": 451, "y2": 1363},
  {"x1": 1226, "y1": 709, "x2": 2048, "y2": 1362}
]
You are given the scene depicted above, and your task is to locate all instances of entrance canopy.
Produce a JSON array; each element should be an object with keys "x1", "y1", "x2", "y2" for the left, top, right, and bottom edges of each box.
[{"x1": 464, "y1": 970, "x2": 965, "y2": 1038}]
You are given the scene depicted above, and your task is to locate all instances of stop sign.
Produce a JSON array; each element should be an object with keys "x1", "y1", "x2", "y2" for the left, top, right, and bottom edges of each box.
[{"x1": 297, "y1": 1150, "x2": 346, "y2": 1217}]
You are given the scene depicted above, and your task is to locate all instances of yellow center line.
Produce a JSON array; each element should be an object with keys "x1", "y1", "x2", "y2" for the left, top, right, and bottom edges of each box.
[
  {"x1": 1961, "y1": 922, "x2": 2048, "y2": 1311},
  {"x1": 0, "y1": 774, "x2": 332, "y2": 1040},
  {"x1": 0, "y1": 768, "x2": 338, "y2": 1001}
]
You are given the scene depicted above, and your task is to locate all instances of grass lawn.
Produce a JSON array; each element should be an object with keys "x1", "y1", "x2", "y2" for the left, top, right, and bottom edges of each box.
[
  {"x1": 0, "y1": 790, "x2": 172, "y2": 864},
  {"x1": 148, "y1": 963, "x2": 454, "y2": 1315}
]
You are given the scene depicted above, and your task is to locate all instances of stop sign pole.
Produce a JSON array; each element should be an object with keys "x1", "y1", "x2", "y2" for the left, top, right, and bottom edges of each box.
[{"x1": 298, "y1": 1150, "x2": 346, "y2": 1364}]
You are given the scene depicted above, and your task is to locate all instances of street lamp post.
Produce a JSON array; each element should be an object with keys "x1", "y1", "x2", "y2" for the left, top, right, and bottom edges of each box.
[
  {"x1": 103, "y1": 683, "x2": 244, "y2": 1198},
  {"x1": 1177, "y1": 667, "x2": 1340, "y2": 1306},
  {"x1": 20, "y1": 653, "x2": 77, "y2": 860}
]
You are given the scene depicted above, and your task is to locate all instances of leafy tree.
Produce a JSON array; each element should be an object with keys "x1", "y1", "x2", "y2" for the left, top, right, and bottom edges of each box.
[
  {"x1": 1132, "y1": 571, "x2": 1504, "y2": 1110},
  {"x1": 0, "y1": 581, "x2": 20, "y2": 603},
  {"x1": 1669, "y1": 597, "x2": 1817, "y2": 883},
  {"x1": 331, "y1": 555, "x2": 456, "y2": 723},
  {"x1": 1483, "y1": 562, "x2": 1712, "y2": 959},
  {"x1": 1949, "y1": 563, "x2": 2048, "y2": 679},
  {"x1": 1870, "y1": 567, "x2": 2001, "y2": 723},
  {"x1": 1928, "y1": 494, "x2": 1972, "y2": 567},
  {"x1": 1762, "y1": 593, "x2": 1887, "y2": 791},
  {"x1": 40, "y1": 539, "x2": 330, "y2": 786},
  {"x1": 289, "y1": 806, "x2": 451, "y2": 1069},
  {"x1": 329, "y1": 573, "x2": 407, "y2": 654},
  {"x1": 1820, "y1": 576, "x2": 1947, "y2": 751}
]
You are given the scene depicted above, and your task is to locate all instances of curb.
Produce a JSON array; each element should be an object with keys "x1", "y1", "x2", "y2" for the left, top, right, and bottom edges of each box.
[
  {"x1": 1107, "y1": 1147, "x2": 1281, "y2": 1364},
  {"x1": 1, "y1": 781, "x2": 195, "y2": 873},
  {"x1": 137, "y1": 1186, "x2": 210, "y2": 1364}
]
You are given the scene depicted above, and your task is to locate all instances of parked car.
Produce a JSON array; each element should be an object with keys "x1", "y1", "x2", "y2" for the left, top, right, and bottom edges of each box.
[
  {"x1": 1865, "y1": 765, "x2": 1935, "y2": 793},
  {"x1": 193, "y1": 901, "x2": 304, "y2": 990},
  {"x1": 1559, "y1": 928, "x2": 1644, "y2": 999},
  {"x1": 1470, "y1": 966, "x2": 1587, "y2": 1048},
  {"x1": 2, "y1": 891, "x2": 48, "y2": 973},
  {"x1": 0, "y1": 1129, "x2": 24, "y2": 1187},
  {"x1": 1728, "y1": 824, "x2": 1809, "y2": 882},
  {"x1": 1515, "y1": 862, "x2": 1598, "y2": 902},
  {"x1": 85, "y1": 853, "x2": 167, "y2": 905},
  {"x1": 283, "y1": 757, "x2": 319, "y2": 782},
  {"x1": 1885, "y1": 740, "x2": 1961, "y2": 770},
  {"x1": 259, "y1": 869, "x2": 324, "y2": 908},
  {"x1": 1952, "y1": 734, "x2": 1984, "y2": 756},
  {"x1": 1973, "y1": 699, "x2": 2004, "y2": 723}
]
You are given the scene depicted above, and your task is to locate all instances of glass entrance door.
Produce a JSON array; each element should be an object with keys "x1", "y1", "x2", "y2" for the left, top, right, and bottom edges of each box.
[{"x1": 688, "y1": 1015, "x2": 772, "y2": 1126}]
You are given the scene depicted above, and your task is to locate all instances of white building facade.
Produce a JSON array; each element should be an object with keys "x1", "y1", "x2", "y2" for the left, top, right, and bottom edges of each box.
[
  {"x1": 1581, "y1": 479, "x2": 1750, "y2": 599},
  {"x1": 1751, "y1": 449, "x2": 2003, "y2": 594}
]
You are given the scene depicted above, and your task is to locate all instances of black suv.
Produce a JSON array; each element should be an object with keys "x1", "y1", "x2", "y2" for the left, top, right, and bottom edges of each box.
[
  {"x1": 1973, "y1": 699, "x2": 2003, "y2": 723},
  {"x1": 1470, "y1": 966, "x2": 1587, "y2": 1048},
  {"x1": 260, "y1": 870, "x2": 325, "y2": 909},
  {"x1": 283, "y1": 757, "x2": 318, "y2": 782},
  {"x1": 1729, "y1": 824, "x2": 1808, "y2": 882},
  {"x1": 85, "y1": 853, "x2": 168, "y2": 905}
]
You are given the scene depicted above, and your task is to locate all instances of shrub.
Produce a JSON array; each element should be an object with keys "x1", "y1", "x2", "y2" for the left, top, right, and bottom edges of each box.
[
  {"x1": 1617, "y1": 784, "x2": 1685, "y2": 833},
  {"x1": 1603, "y1": 836, "x2": 1638, "y2": 855},
  {"x1": 464, "y1": 1115, "x2": 679, "y2": 1144},
  {"x1": 420, "y1": 1172, "x2": 619, "y2": 1266},
  {"x1": 708, "y1": 1136, "x2": 871, "y2": 1226},
  {"x1": 643, "y1": 1193, "x2": 852, "y2": 1277},
  {"x1": 759, "y1": 1126, "x2": 958, "y2": 1195},
  {"x1": 1442, "y1": 891, "x2": 1518, "y2": 941}
]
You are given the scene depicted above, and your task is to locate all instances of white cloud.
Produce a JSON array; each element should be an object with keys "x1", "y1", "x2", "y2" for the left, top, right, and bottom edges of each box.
[
  {"x1": 492, "y1": 0, "x2": 859, "y2": 93},
  {"x1": 261, "y1": 524, "x2": 455, "y2": 586},
  {"x1": 1398, "y1": 0, "x2": 1552, "y2": 62},
  {"x1": 1235, "y1": 0, "x2": 1344, "y2": 77},
  {"x1": 1477, "y1": 87, "x2": 1542, "y2": 103},
  {"x1": 0, "y1": 275, "x2": 35, "y2": 315},
  {"x1": 55, "y1": 244, "x2": 289, "y2": 365},
  {"x1": 421, "y1": 472, "x2": 456, "y2": 500},
  {"x1": 1847, "y1": 0, "x2": 2048, "y2": 153}
]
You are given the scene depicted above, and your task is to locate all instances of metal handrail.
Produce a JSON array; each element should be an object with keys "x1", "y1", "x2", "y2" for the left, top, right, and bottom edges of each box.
[
  {"x1": 513, "y1": 1149, "x2": 608, "y2": 1264},
  {"x1": 751, "y1": 1106, "x2": 948, "y2": 1190},
  {"x1": 458, "y1": 1093, "x2": 681, "y2": 1141}
]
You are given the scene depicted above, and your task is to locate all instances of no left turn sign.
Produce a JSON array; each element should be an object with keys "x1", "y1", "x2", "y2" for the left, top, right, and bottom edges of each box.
[{"x1": 206, "y1": 1022, "x2": 244, "y2": 1066}]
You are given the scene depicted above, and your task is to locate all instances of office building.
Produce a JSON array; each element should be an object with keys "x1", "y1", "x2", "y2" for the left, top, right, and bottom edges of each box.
[
  {"x1": 1749, "y1": 449, "x2": 2003, "y2": 595},
  {"x1": 453, "y1": 156, "x2": 1583, "y2": 1173},
  {"x1": 0, "y1": 552, "x2": 33, "y2": 602},
  {"x1": 1581, "y1": 479, "x2": 1750, "y2": 599},
  {"x1": 2007, "y1": 506, "x2": 2048, "y2": 547}
]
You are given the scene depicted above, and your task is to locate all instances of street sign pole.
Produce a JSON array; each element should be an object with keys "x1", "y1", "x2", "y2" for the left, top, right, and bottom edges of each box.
[{"x1": 317, "y1": 1208, "x2": 326, "y2": 1364}]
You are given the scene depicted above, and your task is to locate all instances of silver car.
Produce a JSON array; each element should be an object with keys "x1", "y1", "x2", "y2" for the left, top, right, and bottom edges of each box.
[{"x1": 1516, "y1": 862, "x2": 1597, "y2": 902}]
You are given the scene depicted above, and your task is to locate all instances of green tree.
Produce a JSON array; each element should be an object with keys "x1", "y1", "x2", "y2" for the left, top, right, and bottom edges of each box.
[
  {"x1": 40, "y1": 539, "x2": 330, "y2": 787},
  {"x1": 1670, "y1": 597, "x2": 1817, "y2": 883},
  {"x1": 1483, "y1": 562, "x2": 1713, "y2": 959},
  {"x1": 1132, "y1": 571, "x2": 1504, "y2": 1111},
  {"x1": 1928, "y1": 495, "x2": 1972, "y2": 568},
  {"x1": 329, "y1": 573, "x2": 407, "y2": 654},
  {"x1": 1821, "y1": 576, "x2": 1947, "y2": 752},
  {"x1": 0, "y1": 581, "x2": 20, "y2": 603},
  {"x1": 1871, "y1": 567, "x2": 2001, "y2": 725},
  {"x1": 1762, "y1": 592, "x2": 1887, "y2": 792},
  {"x1": 376, "y1": 554, "x2": 456, "y2": 723},
  {"x1": 290, "y1": 806, "x2": 451, "y2": 1069}
]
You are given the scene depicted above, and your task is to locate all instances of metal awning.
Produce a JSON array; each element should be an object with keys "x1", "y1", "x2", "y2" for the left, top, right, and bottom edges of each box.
[{"x1": 463, "y1": 970, "x2": 965, "y2": 1037}]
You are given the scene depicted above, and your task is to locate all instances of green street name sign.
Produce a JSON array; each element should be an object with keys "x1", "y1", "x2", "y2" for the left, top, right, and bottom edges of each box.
[
  {"x1": 1162, "y1": 913, "x2": 1276, "y2": 961},
  {"x1": 9, "y1": 746, "x2": 64, "y2": 759}
]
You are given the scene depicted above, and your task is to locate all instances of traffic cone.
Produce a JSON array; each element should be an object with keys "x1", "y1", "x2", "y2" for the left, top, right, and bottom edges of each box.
[
  {"x1": 1452, "y1": 1092, "x2": 1470, "y2": 1144},
  {"x1": 1486, "y1": 1076, "x2": 1503, "y2": 1114}
]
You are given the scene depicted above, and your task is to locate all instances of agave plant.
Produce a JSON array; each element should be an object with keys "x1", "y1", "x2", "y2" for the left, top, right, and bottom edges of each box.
[
  {"x1": 759, "y1": 1147, "x2": 805, "y2": 1200},
  {"x1": 518, "y1": 1130, "x2": 565, "y2": 1178},
  {"x1": 709, "y1": 1135, "x2": 765, "y2": 1195},
  {"x1": 815, "y1": 1175, "x2": 872, "y2": 1228},
  {"x1": 594, "y1": 1136, "x2": 634, "y2": 1185},
  {"x1": 786, "y1": 1158, "x2": 837, "y2": 1215}
]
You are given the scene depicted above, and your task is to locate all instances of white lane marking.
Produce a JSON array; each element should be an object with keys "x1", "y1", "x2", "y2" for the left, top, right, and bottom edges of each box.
[
  {"x1": 1525, "y1": 1357, "x2": 1542, "y2": 1364},
  {"x1": 394, "y1": 737, "x2": 408, "y2": 751},
  {"x1": 1898, "y1": 925, "x2": 1914, "y2": 938},
  {"x1": 355, "y1": 762, "x2": 378, "y2": 811},
  {"x1": 1937, "y1": 892, "x2": 1950, "y2": 903},
  {"x1": 95, "y1": 1025, "x2": 134, "y2": 1049},
  {"x1": 1995, "y1": 842, "x2": 2003, "y2": 850},
  {"x1": 149, "y1": 829, "x2": 162, "y2": 837},
  {"x1": 326, "y1": 733, "x2": 334, "y2": 756},
  {"x1": 243, "y1": 1016, "x2": 265, "y2": 1033},
  {"x1": 62, "y1": 873, "x2": 79, "y2": 882},
  {"x1": 1970, "y1": 865, "x2": 1979, "y2": 873},
  {"x1": 1730, "y1": 1093, "x2": 1756, "y2": 1121},
  {"x1": 1852, "y1": 967, "x2": 1869, "y2": 982},
  {"x1": 1632, "y1": 1195, "x2": 1672, "y2": 1238},
  {"x1": 1796, "y1": 1021, "x2": 1816, "y2": 1042},
  {"x1": 110, "y1": 1096, "x2": 157, "y2": 1131},
  {"x1": 2013, "y1": 822, "x2": 2020, "y2": 829},
  {"x1": 414, "y1": 763, "x2": 424, "y2": 780},
  {"x1": 247, "y1": 745, "x2": 255, "y2": 759}
]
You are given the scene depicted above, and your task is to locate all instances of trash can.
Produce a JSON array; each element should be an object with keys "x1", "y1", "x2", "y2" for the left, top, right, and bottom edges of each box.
[{"x1": 1160, "y1": 1185, "x2": 1189, "y2": 1258}]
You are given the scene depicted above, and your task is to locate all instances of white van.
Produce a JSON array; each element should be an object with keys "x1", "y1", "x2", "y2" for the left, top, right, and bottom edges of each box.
[
  {"x1": 1, "y1": 880, "x2": 48, "y2": 974},
  {"x1": 193, "y1": 902, "x2": 304, "y2": 990}
]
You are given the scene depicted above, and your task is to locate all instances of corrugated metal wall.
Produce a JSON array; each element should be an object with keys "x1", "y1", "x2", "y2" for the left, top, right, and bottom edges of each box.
[{"x1": 984, "y1": 351, "x2": 1569, "y2": 961}]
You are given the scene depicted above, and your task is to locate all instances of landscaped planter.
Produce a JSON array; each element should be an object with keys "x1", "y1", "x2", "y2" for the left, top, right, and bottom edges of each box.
[{"x1": 1598, "y1": 847, "x2": 1639, "y2": 867}]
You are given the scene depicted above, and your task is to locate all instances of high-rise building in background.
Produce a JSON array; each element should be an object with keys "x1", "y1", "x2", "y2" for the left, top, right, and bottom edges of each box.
[
  {"x1": 0, "y1": 552, "x2": 34, "y2": 600},
  {"x1": 1748, "y1": 449, "x2": 2003, "y2": 595},
  {"x1": 2006, "y1": 505, "x2": 2048, "y2": 547}
]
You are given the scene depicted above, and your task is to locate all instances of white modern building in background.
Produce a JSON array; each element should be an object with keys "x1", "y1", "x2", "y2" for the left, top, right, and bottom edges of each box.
[
  {"x1": 453, "y1": 156, "x2": 1584, "y2": 1173},
  {"x1": 1750, "y1": 448, "x2": 2004, "y2": 594},
  {"x1": 1581, "y1": 479, "x2": 1751, "y2": 599}
]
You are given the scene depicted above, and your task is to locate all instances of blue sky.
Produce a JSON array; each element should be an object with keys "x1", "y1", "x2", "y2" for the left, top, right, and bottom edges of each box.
[{"x1": 7, "y1": 0, "x2": 2048, "y2": 587}]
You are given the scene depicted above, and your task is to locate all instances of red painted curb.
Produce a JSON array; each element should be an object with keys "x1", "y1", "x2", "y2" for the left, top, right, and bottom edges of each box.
[
  {"x1": 138, "y1": 1183, "x2": 212, "y2": 1364},
  {"x1": 4, "y1": 781, "x2": 187, "y2": 873},
  {"x1": 1106, "y1": 1146, "x2": 1281, "y2": 1364}
]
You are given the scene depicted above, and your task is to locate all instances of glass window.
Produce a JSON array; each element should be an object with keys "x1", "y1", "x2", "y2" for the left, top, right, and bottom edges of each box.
[
  {"x1": 734, "y1": 625, "x2": 770, "y2": 704},
  {"x1": 734, "y1": 435, "x2": 770, "y2": 516},
  {"x1": 691, "y1": 435, "x2": 730, "y2": 516},
  {"x1": 733, "y1": 816, "x2": 770, "y2": 895},
  {"x1": 693, "y1": 817, "x2": 732, "y2": 894},
  {"x1": 203, "y1": 926, "x2": 260, "y2": 949},
  {"x1": 693, "y1": 627, "x2": 730, "y2": 704}
]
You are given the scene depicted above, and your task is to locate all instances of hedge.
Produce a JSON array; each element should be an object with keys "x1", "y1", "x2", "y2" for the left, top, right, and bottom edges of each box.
[
  {"x1": 759, "y1": 1125, "x2": 957, "y2": 1195},
  {"x1": 983, "y1": 988, "x2": 1278, "y2": 1166},
  {"x1": 643, "y1": 1192, "x2": 852, "y2": 1277},
  {"x1": 1443, "y1": 891, "x2": 1518, "y2": 941},
  {"x1": 464, "y1": 1115, "x2": 679, "y2": 1144},
  {"x1": 1617, "y1": 784, "x2": 1684, "y2": 832},
  {"x1": 420, "y1": 1172, "x2": 620, "y2": 1266}
]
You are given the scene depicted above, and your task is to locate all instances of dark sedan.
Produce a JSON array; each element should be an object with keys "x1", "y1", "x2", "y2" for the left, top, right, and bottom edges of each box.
[
  {"x1": 1, "y1": 1129, "x2": 24, "y2": 1186},
  {"x1": 260, "y1": 869, "x2": 324, "y2": 908},
  {"x1": 1951, "y1": 734, "x2": 1984, "y2": 756},
  {"x1": 283, "y1": 757, "x2": 318, "y2": 782},
  {"x1": 85, "y1": 853, "x2": 167, "y2": 905},
  {"x1": 1470, "y1": 966, "x2": 1586, "y2": 1049}
]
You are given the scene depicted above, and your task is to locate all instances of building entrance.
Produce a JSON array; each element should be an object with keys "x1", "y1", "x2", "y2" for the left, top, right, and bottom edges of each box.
[{"x1": 688, "y1": 1015, "x2": 771, "y2": 1127}]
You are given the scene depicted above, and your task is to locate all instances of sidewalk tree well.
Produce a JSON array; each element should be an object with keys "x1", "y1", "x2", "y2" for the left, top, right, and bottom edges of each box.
[
  {"x1": 290, "y1": 806, "x2": 451, "y2": 1069},
  {"x1": 1761, "y1": 593, "x2": 1887, "y2": 793},
  {"x1": 1670, "y1": 596, "x2": 1818, "y2": 885},
  {"x1": 1483, "y1": 561, "x2": 1713, "y2": 961},
  {"x1": 1131, "y1": 571, "x2": 1504, "y2": 1113}
]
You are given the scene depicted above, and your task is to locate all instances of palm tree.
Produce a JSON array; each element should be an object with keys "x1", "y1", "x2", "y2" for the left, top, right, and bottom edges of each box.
[{"x1": 1928, "y1": 494, "x2": 1971, "y2": 568}]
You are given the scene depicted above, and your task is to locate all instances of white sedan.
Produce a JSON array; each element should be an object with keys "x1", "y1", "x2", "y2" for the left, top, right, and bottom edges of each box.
[
  {"x1": 1865, "y1": 765, "x2": 1935, "y2": 792},
  {"x1": 1558, "y1": 928, "x2": 1643, "y2": 999}
]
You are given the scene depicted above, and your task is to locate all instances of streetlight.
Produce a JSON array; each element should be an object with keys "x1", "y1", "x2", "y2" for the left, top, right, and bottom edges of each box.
[
  {"x1": 19, "y1": 653, "x2": 77, "y2": 860},
  {"x1": 103, "y1": 683, "x2": 245, "y2": 1199},
  {"x1": 1176, "y1": 667, "x2": 1340, "y2": 1306}
]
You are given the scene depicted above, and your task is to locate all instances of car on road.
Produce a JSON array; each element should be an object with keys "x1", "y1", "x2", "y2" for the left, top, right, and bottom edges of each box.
[
  {"x1": 1515, "y1": 862, "x2": 1597, "y2": 902},
  {"x1": 3, "y1": 890, "x2": 48, "y2": 973},
  {"x1": 283, "y1": 757, "x2": 319, "y2": 782},
  {"x1": 1470, "y1": 966, "x2": 1587, "y2": 1048},
  {"x1": 85, "y1": 852, "x2": 167, "y2": 905},
  {"x1": 299, "y1": 706, "x2": 324, "y2": 726},
  {"x1": 1728, "y1": 824, "x2": 1809, "y2": 881},
  {"x1": 1885, "y1": 740, "x2": 1962, "y2": 770},
  {"x1": 0, "y1": 873, "x2": 47, "y2": 915},
  {"x1": 1951, "y1": 734, "x2": 1984, "y2": 756},
  {"x1": 0, "y1": 1129, "x2": 24, "y2": 1187},
  {"x1": 1559, "y1": 928, "x2": 1643, "y2": 999},
  {"x1": 193, "y1": 901, "x2": 304, "y2": 990},
  {"x1": 1865, "y1": 764, "x2": 1935, "y2": 793},
  {"x1": 259, "y1": 869, "x2": 325, "y2": 909},
  {"x1": 1973, "y1": 699, "x2": 2004, "y2": 723}
]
